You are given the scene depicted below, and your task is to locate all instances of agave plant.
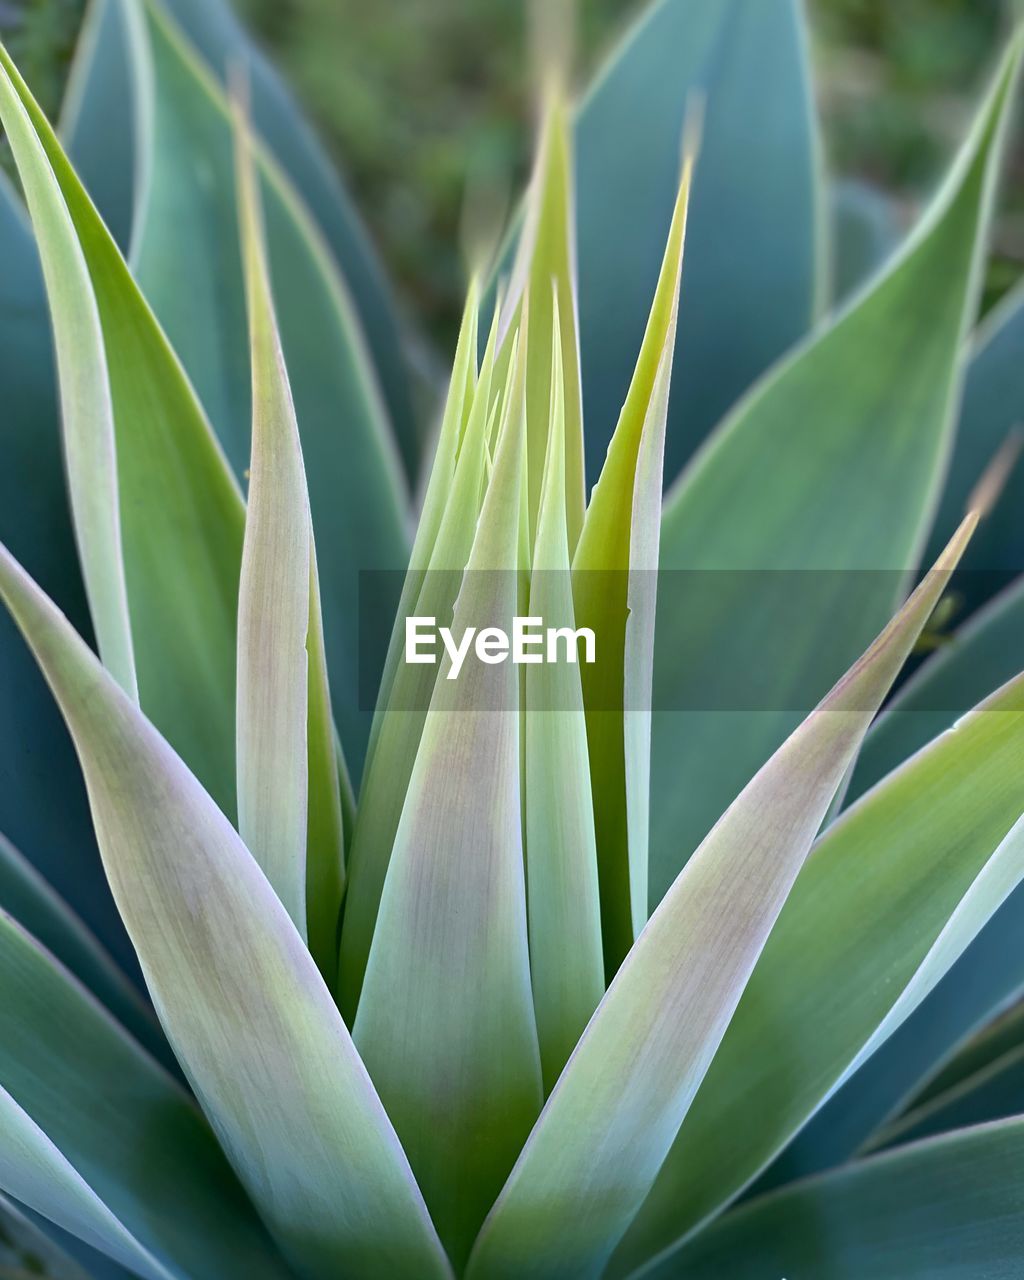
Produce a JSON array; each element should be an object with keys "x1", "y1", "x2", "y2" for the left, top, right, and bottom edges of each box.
[{"x1": 3, "y1": 0, "x2": 1024, "y2": 1276}]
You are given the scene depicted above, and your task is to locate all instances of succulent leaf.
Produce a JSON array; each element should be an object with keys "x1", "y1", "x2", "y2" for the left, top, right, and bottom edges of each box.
[
  {"x1": 649, "y1": 1117, "x2": 1024, "y2": 1280},
  {"x1": 339, "y1": 299, "x2": 503, "y2": 1019},
  {"x1": 0, "y1": 544, "x2": 453, "y2": 1280},
  {"x1": 467, "y1": 516, "x2": 977, "y2": 1280},
  {"x1": 524, "y1": 303, "x2": 603, "y2": 1091},
  {"x1": 573, "y1": 159, "x2": 690, "y2": 975},
  {"x1": 124, "y1": 0, "x2": 410, "y2": 774},
  {"x1": 0, "y1": 170, "x2": 126, "y2": 968},
  {"x1": 576, "y1": 0, "x2": 821, "y2": 489},
  {"x1": 650, "y1": 37, "x2": 1023, "y2": 913},
  {"x1": 0, "y1": 50, "x2": 135, "y2": 699},
  {"x1": 616, "y1": 667, "x2": 1024, "y2": 1274},
  {"x1": 0, "y1": 907, "x2": 287, "y2": 1279},
  {"x1": 0, "y1": 38, "x2": 245, "y2": 821},
  {"x1": 500, "y1": 89, "x2": 586, "y2": 550},
  {"x1": 353, "y1": 337, "x2": 543, "y2": 1270}
]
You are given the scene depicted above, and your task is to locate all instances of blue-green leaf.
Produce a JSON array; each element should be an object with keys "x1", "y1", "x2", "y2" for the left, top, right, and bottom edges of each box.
[
  {"x1": 648, "y1": 1118, "x2": 1024, "y2": 1280},
  {"x1": 576, "y1": 0, "x2": 821, "y2": 489},
  {"x1": 923, "y1": 277, "x2": 1024, "y2": 618},
  {"x1": 0, "y1": 832, "x2": 163, "y2": 1064}
]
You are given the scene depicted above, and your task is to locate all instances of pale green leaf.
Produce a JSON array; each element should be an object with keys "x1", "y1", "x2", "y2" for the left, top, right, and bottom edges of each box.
[
  {"x1": 650, "y1": 40, "x2": 1022, "y2": 911},
  {"x1": 616, "y1": 674, "x2": 1024, "y2": 1277},
  {"x1": 776, "y1": 577, "x2": 1024, "y2": 1178},
  {"x1": 525, "y1": 308, "x2": 603, "y2": 1092},
  {"x1": 0, "y1": 544, "x2": 453, "y2": 1280},
  {"x1": 466, "y1": 518, "x2": 975, "y2": 1280},
  {"x1": 0, "y1": 39, "x2": 245, "y2": 820},
  {"x1": 0, "y1": 51, "x2": 135, "y2": 698},
  {"x1": 502, "y1": 91, "x2": 585, "y2": 548},
  {"x1": 650, "y1": 1118, "x2": 1024, "y2": 1279},
  {"x1": 0, "y1": 172, "x2": 127, "y2": 970},
  {"x1": 124, "y1": 0, "x2": 410, "y2": 772},
  {"x1": 572, "y1": 161, "x2": 690, "y2": 975},
  {"x1": 234, "y1": 103, "x2": 312, "y2": 939},
  {"x1": 353, "y1": 345, "x2": 542, "y2": 1270},
  {"x1": 339, "y1": 304, "x2": 502, "y2": 1019}
]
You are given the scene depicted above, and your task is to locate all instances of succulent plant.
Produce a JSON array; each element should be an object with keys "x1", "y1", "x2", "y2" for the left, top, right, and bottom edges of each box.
[{"x1": 3, "y1": 0, "x2": 1024, "y2": 1277}]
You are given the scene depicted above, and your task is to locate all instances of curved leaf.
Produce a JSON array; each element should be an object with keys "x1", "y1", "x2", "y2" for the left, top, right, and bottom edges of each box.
[
  {"x1": 0, "y1": 544, "x2": 453, "y2": 1280},
  {"x1": 0, "y1": 52, "x2": 134, "y2": 697},
  {"x1": 0, "y1": 172, "x2": 129, "y2": 968},
  {"x1": 650, "y1": 1118, "x2": 1024, "y2": 1280},
  {"x1": 923, "y1": 277, "x2": 1024, "y2": 618},
  {"x1": 466, "y1": 520, "x2": 972, "y2": 1280},
  {"x1": 650, "y1": 40, "x2": 1021, "y2": 910},
  {"x1": 0, "y1": 832, "x2": 162, "y2": 1063},
  {"x1": 772, "y1": 578, "x2": 1024, "y2": 1180},
  {"x1": 0, "y1": 38, "x2": 245, "y2": 820},
  {"x1": 0, "y1": 909, "x2": 287, "y2": 1279},
  {"x1": 124, "y1": 0, "x2": 410, "y2": 772},
  {"x1": 616, "y1": 672, "x2": 1024, "y2": 1276}
]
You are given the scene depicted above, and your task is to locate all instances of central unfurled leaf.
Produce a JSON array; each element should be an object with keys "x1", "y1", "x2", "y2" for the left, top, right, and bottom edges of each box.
[
  {"x1": 353, "y1": 339, "x2": 543, "y2": 1271},
  {"x1": 572, "y1": 159, "x2": 690, "y2": 976},
  {"x1": 500, "y1": 89, "x2": 586, "y2": 550},
  {"x1": 339, "y1": 293, "x2": 497, "y2": 1019},
  {"x1": 0, "y1": 546, "x2": 453, "y2": 1280},
  {"x1": 524, "y1": 307, "x2": 603, "y2": 1092},
  {"x1": 466, "y1": 519, "x2": 975, "y2": 1280}
]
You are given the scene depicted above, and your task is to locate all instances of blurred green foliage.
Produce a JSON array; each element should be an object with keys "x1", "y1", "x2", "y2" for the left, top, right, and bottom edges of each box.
[{"x1": 0, "y1": 0, "x2": 1020, "y2": 343}]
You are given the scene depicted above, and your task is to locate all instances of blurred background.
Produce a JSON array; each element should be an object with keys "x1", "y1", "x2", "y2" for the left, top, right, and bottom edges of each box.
[{"x1": 1, "y1": 0, "x2": 1021, "y2": 347}]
